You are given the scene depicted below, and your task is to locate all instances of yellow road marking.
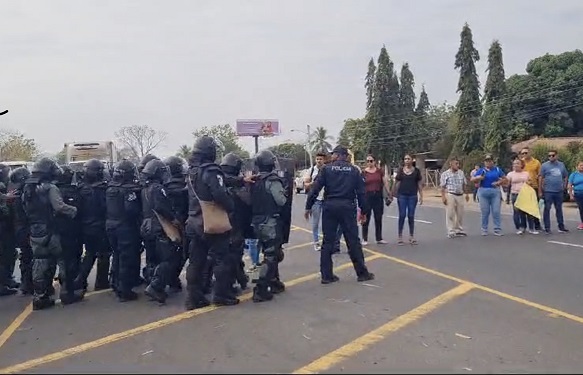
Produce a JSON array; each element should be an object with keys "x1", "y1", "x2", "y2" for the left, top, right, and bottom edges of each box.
[
  {"x1": 0, "y1": 288, "x2": 110, "y2": 352},
  {"x1": 0, "y1": 252, "x2": 383, "y2": 374},
  {"x1": 293, "y1": 283, "x2": 474, "y2": 374},
  {"x1": 0, "y1": 304, "x2": 32, "y2": 350},
  {"x1": 293, "y1": 225, "x2": 583, "y2": 326}
]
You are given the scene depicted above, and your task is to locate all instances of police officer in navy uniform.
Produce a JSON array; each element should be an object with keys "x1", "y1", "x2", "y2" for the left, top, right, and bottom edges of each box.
[
  {"x1": 220, "y1": 152, "x2": 253, "y2": 292},
  {"x1": 138, "y1": 153, "x2": 161, "y2": 284},
  {"x1": 140, "y1": 159, "x2": 180, "y2": 304},
  {"x1": 106, "y1": 160, "x2": 142, "y2": 302},
  {"x1": 75, "y1": 159, "x2": 110, "y2": 292},
  {"x1": 305, "y1": 145, "x2": 375, "y2": 284},
  {"x1": 162, "y1": 156, "x2": 188, "y2": 294},
  {"x1": 7, "y1": 167, "x2": 34, "y2": 294},
  {"x1": 184, "y1": 136, "x2": 236, "y2": 310},
  {"x1": 250, "y1": 150, "x2": 287, "y2": 303},
  {"x1": 22, "y1": 158, "x2": 79, "y2": 310}
]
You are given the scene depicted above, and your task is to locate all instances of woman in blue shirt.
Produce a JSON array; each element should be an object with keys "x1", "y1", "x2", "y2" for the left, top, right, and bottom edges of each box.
[
  {"x1": 567, "y1": 161, "x2": 583, "y2": 230},
  {"x1": 470, "y1": 154, "x2": 507, "y2": 236}
]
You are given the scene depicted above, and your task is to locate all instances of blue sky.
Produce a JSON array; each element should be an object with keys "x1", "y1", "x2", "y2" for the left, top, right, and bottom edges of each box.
[{"x1": 1, "y1": 0, "x2": 581, "y2": 157}]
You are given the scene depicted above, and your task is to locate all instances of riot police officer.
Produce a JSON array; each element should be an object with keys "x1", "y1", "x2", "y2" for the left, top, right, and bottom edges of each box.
[
  {"x1": 54, "y1": 165, "x2": 85, "y2": 301},
  {"x1": 8, "y1": 167, "x2": 34, "y2": 294},
  {"x1": 184, "y1": 136, "x2": 236, "y2": 310},
  {"x1": 249, "y1": 150, "x2": 287, "y2": 303},
  {"x1": 220, "y1": 152, "x2": 252, "y2": 292},
  {"x1": 54, "y1": 166, "x2": 83, "y2": 279},
  {"x1": 106, "y1": 160, "x2": 142, "y2": 302},
  {"x1": 163, "y1": 156, "x2": 188, "y2": 293},
  {"x1": 22, "y1": 158, "x2": 78, "y2": 310},
  {"x1": 305, "y1": 145, "x2": 375, "y2": 284},
  {"x1": 0, "y1": 163, "x2": 18, "y2": 296},
  {"x1": 138, "y1": 153, "x2": 160, "y2": 284},
  {"x1": 75, "y1": 159, "x2": 110, "y2": 291},
  {"x1": 140, "y1": 159, "x2": 179, "y2": 304}
]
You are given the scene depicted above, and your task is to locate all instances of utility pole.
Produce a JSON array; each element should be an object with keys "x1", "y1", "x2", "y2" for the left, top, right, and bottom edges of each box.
[
  {"x1": 306, "y1": 124, "x2": 313, "y2": 167},
  {"x1": 0, "y1": 109, "x2": 7, "y2": 161}
]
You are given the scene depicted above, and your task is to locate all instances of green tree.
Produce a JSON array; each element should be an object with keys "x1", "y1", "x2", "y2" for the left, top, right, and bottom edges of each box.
[
  {"x1": 192, "y1": 124, "x2": 250, "y2": 159},
  {"x1": 338, "y1": 118, "x2": 368, "y2": 161},
  {"x1": 483, "y1": 40, "x2": 511, "y2": 166},
  {"x1": 268, "y1": 142, "x2": 310, "y2": 169},
  {"x1": 0, "y1": 129, "x2": 40, "y2": 161},
  {"x1": 398, "y1": 62, "x2": 416, "y2": 153},
  {"x1": 412, "y1": 85, "x2": 432, "y2": 152},
  {"x1": 365, "y1": 58, "x2": 376, "y2": 111},
  {"x1": 309, "y1": 126, "x2": 334, "y2": 153},
  {"x1": 504, "y1": 49, "x2": 583, "y2": 141},
  {"x1": 450, "y1": 23, "x2": 483, "y2": 156},
  {"x1": 369, "y1": 46, "x2": 400, "y2": 163},
  {"x1": 176, "y1": 144, "x2": 192, "y2": 159}
]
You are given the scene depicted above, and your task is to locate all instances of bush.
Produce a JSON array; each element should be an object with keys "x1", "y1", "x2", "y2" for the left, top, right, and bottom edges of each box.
[{"x1": 530, "y1": 142, "x2": 583, "y2": 172}]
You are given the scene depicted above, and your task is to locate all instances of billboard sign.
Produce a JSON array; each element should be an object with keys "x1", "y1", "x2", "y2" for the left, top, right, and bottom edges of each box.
[{"x1": 236, "y1": 119, "x2": 280, "y2": 137}]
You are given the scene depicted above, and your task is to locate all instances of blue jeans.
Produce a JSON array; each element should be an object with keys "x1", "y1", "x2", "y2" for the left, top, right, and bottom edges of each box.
[
  {"x1": 245, "y1": 239, "x2": 259, "y2": 265},
  {"x1": 312, "y1": 200, "x2": 342, "y2": 247},
  {"x1": 511, "y1": 193, "x2": 534, "y2": 230},
  {"x1": 478, "y1": 187, "x2": 502, "y2": 232},
  {"x1": 397, "y1": 194, "x2": 418, "y2": 236},
  {"x1": 543, "y1": 191, "x2": 565, "y2": 231}
]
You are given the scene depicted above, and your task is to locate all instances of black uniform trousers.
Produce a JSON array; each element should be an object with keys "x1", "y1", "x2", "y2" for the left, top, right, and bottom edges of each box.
[
  {"x1": 107, "y1": 224, "x2": 141, "y2": 294},
  {"x1": 186, "y1": 232, "x2": 231, "y2": 301}
]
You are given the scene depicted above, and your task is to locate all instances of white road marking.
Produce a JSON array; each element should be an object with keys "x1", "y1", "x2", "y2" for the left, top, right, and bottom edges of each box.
[
  {"x1": 386, "y1": 215, "x2": 432, "y2": 224},
  {"x1": 548, "y1": 241, "x2": 583, "y2": 249}
]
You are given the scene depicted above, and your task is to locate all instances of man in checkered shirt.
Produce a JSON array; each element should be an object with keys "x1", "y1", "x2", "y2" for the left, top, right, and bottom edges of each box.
[{"x1": 440, "y1": 158, "x2": 470, "y2": 238}]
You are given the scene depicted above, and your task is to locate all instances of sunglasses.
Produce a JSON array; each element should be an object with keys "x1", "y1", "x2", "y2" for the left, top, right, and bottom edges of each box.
[
  {"x1": 548, "y1": 154, "x2": 556, "y2": 157},
  {"x1": 367, "y1": 159, "x2": 374, "y2": 162}
]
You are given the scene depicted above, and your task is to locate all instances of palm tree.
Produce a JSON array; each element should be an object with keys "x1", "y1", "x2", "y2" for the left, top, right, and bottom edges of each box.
[
  {"x1": 177, "y1": 144, "x2": 192, "y2": 159},
  {"x1": 309, "y1": 126, "x2": 334, "y2": 153}
]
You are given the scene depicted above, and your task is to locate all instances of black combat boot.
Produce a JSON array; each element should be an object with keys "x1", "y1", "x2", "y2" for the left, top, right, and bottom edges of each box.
[
  {"x1": 32, "y1": 295, "x2": 55, "y2": 310},
  {"x1": 269, "y1": 279, "x2": 286, "y2": 294},
  {"x1": 185, "y1": 287, "x2": 210, "y2": 311},
  {"x1": 357, "y1": 272, "x2": 375, "y2": 282},
  {"x1": 144, "y1": 284, "x2": 167, "y2": 304},
  {"x1": 94, "y1": 256, "x2": 111, "y2": 291},
  {"x1": 252, "y1": 283, "x2": 273, "y2": 303}
]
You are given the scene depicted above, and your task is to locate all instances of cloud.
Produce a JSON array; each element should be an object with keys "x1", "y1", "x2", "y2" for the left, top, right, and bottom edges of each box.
[{"x1": 0, "y1": 0, "x2": 581, "y2": 158}]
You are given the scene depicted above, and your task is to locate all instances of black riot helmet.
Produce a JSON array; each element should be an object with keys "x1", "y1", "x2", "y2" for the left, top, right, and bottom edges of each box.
[
  {"x1": 164, "y1": 156, "x2": 186, "y2": 177},
  {"x1": 138, "y1": 154, "x2": 159, "y2": 173},
  {"x1": 0, "y1": 163, "x2": 9, "y2": 184},
  {"x1": 55, "y1": 165, "x2": 75, "y2": 185},
  {"x1": 254, "y1": 150, "x2": 277, "y2": 172},
  {"x1": 113, "y1": 159, "x2": 137, "y2": 183},
  {"x1": 190, "y1": 136, "x2": 217, "y2": 164},
  {"x1": 32, "y1": 157, "x2": 62, "y2": 181},
  {"x1": 9, "y1": 167, "x2": 31, "y2": 187},
  {"x1": 220, "y1": 152, "x2": 243, "y2": 176},
  {"x1": 142, "y1": 159, "x2": 170, "y2": 183},
  {"x1": 83, "y1": 159, "x2": 105, "y2": 182}
]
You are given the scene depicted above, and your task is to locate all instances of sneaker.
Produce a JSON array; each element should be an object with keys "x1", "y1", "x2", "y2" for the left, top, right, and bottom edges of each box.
[
  {"x1": 481, "y1": 230, "x2": 488, "y2": 236},
  {"x1": 558, "y1": 228, "x2": 570, "y2": 233},
  {"x1": 376, "y1": 240, "x2": 388, "y2": 244},
  {"x1": 516, "y1": 230, "x2": 524, "y2": 235},
  {"x1": 577, "y1": 223, "x2": 583, "y2": 231},
  {"x1": 494, "y1": 231, "x2": 504, "y2": 236},
  {"x1": 544, "y1": 229, "x2": 552, "y2": 235},
  {"x1": 361, "y1": 240, "x2": 368, "y2": 246},
  {"x1": 455, "y1": 231, "x2": 467, "y2": 237},
  {"x1": 447, "y1": 232, "x2": 456, "y2": 238},
  {"x1": 313, "y1": 242, "x2": 321, "y2": 251},
  {"x1": 528, "y1": 229, "x2": 540, "y2": 235}
]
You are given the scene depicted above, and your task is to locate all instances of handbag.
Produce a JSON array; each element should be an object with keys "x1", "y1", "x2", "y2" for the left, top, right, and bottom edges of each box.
[{"x1": 187, "y1": 173, "x2": 232, "y2": 234}]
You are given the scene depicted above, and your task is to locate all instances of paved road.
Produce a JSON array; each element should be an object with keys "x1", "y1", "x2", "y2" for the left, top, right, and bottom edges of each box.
[{"x1": 0, "y1": 194, "x2": 583, "y2": 373}]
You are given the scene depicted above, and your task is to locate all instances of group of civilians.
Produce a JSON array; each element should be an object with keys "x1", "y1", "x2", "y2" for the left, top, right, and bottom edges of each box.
[{"x1": 302, "y1": 146, "x2": 583, "y2": 249}]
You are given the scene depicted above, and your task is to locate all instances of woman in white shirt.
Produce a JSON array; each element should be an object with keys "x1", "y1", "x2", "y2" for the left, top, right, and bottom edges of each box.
[{"x1": 507, "y1": 159, "x2": 538, "y2": 235}]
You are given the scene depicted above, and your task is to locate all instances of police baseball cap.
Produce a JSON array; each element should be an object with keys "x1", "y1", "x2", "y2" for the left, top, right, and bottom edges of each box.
[{"x1": 332, "y1": 145, "x2": 349, "y2": 156}]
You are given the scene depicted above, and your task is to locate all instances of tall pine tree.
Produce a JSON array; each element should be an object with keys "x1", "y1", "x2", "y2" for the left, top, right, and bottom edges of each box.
[
  {"x1": 413, "y1": 85, "x2": 432, "y2": 152},
  {"x1": 365, "y1": 58, "x2": 376, "y2": 111},
  {"x1": 398, "y1": 63, "x2": 416, "y2": 153},
  {"x1": 483, "y1": 40, "x2": 511, "y2": 164},
  {"x1": 451, "y1": 23, "x2": 482, "y2": 157}
]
